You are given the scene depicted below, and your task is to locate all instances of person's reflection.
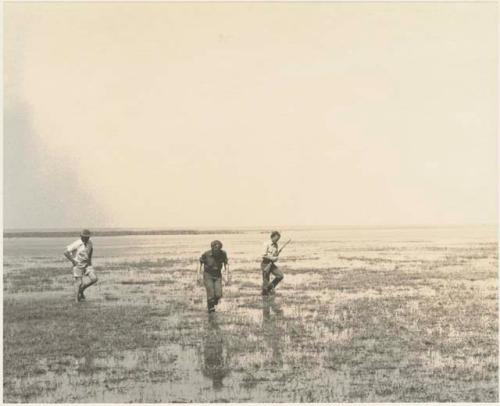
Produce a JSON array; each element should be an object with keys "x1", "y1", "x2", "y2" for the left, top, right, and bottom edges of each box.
[
  {"x1": 262, "y1": 295, "x2": 284, "y2": 367},
  {"x1": 200, "y1": 314, "x2": 230, "y2": 390},
  {"x1": 76, "y1": 351, "x2": 96, "y2": 375}
]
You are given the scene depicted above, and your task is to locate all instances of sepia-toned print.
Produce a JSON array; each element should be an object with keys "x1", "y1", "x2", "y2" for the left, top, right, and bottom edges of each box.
[{"x1": 3, "y1": 1, "x2": 498, "y2": 403}]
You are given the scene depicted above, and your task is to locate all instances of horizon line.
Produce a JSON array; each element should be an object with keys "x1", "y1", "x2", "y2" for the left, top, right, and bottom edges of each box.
[{"x1": 4, "y1": 222, "x2": 498, "y2": 232}]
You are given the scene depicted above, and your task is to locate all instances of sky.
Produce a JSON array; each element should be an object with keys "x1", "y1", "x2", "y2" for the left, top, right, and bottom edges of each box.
[{"x1": 4, "y1": 2, "x2": 498, "y2": 229}]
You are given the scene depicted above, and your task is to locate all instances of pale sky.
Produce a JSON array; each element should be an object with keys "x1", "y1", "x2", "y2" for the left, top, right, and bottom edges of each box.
[{"x1": 4, "y1": 2, "x2": 498, "y2": 229}]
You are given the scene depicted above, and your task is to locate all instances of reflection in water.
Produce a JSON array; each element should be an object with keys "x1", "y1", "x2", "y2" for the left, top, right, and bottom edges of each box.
[
  {"x1": 200, "y1": 315, "x2": 231, "y2": 390},
  {"x1": 76, "y1": 352, "x2": 97, "y2": 375},
  {"x1": 74, "y1": 320, "x2": 98, "y2": 375},
  {"x1": 262, "y1": 295, "x2": 284, "y2": 367}
]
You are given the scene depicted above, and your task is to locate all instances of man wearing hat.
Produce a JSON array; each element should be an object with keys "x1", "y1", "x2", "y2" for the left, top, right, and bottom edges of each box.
[
  {"x1": 198, "y1": 240, "x2": 230, "y2": 313},
  {"x1": 64, "y1": 229, "x2": 98, "y2": 302},
  {"x1": 261, "y1": 231, "x2": 285, "y2": 295}
]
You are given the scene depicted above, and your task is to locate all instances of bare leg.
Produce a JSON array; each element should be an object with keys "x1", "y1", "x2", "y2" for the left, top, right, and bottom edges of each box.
[
  {"x1": 81, "y1": 272, "x2": 98, "y2": 294},
  {"x1": 74, "y1": 277, "x2": 83, "y2": 302}
]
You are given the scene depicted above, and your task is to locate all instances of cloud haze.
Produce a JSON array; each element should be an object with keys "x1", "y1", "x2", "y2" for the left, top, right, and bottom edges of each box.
[{"x1": 4, "y1": 3, "x2": 497, "y2": 229}]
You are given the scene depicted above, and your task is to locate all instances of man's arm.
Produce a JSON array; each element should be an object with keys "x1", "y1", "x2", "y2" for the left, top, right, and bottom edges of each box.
[
  {"x1": 223, "y1": 253, "x2": 230, "y2": 283},
  {"x1": 197, "y1": 254, "x2": 205, "y2": 282},
  {"x1": 262, "y1": 244, "x2": 279, "y2": 262},
  {"x1": 64, "y1": 240, "x2": 79, "y2": 266},
  {"x1": 64, "y1": 250, "x2": 77, "y2": 266}
]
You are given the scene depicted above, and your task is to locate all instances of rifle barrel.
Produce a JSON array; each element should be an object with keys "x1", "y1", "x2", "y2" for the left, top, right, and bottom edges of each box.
[{"x1": 278, "y1": 239, "x2": 291, "y2": 254}]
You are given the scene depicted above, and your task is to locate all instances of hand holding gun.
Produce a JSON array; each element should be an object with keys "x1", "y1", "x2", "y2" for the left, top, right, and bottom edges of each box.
[{"x1": 263, "y1": 239, "x2": 291, "y2": 274}]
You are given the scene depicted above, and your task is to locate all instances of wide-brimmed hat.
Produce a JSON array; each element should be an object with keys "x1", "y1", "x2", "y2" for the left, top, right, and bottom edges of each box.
[{"x1": 80, "y1": 229, "x2": 91, "y2": 237}]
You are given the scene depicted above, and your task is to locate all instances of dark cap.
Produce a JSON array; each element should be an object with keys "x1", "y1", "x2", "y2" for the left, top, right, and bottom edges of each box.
[
  {"x1": 80, "y1": 229, "x2": 91, "y2": 237},
  {"x1": 270, "y1": 231, "x2": 281, "y2": 239}
]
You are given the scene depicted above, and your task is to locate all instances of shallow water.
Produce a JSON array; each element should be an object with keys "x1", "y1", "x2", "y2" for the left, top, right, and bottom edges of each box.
[{"x1": 3, "y1": 226, "x2": 498, "y2": 402}]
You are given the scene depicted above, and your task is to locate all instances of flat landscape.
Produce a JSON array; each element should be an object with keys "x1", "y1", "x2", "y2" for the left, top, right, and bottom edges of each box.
[{"x1": 3, "y1": 226, "x2": 498, "y2": 402}]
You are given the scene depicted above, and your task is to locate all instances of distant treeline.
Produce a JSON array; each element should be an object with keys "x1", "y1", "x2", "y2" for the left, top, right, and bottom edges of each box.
[{"x1": 3, "y1": 229, "x2": 249, "y2": 238}]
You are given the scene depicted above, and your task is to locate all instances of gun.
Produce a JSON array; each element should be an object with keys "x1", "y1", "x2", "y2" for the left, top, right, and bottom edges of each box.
[
  {"x1": 263, "y1": 239, "x2": 291, "y2": 274},
  {"x1": 277, "y1": 239, "x2": 292, "y2": 255}
]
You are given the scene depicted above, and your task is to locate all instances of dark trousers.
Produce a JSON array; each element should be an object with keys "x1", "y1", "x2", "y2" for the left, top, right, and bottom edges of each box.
[
  {"x1": 204, "y1": 272, "x2": 222, "y2": 312},
  {"x1": 261, "y1": 261, "x2": 284, "y2": 290}
]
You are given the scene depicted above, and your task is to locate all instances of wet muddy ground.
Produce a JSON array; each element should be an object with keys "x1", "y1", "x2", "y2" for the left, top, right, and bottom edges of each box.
[{"x1": 3, "y1": 227, "x2": 498, "y2": 402}]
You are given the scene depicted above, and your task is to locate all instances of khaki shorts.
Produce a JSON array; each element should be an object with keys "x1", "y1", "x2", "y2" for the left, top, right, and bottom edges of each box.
[{"x1": 73, "y1": 266, "x2": 96, "y2": 279}]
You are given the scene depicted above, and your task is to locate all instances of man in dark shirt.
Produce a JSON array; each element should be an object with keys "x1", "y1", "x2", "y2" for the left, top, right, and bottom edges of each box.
[{"x1": 198, "y1": 240, "x2": 230, "y2": 313}]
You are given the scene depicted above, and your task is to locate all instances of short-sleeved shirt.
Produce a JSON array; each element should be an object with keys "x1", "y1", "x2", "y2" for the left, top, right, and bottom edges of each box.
[
  {"x1": 66, "y1": 239, "x2": 93, "y2": 269},
  {"x1": 200, "y1": 250, "x2": 228, "y2": 277},
  {"x1": 262, "y1": 241, "x2": 279, "y2": 263}
]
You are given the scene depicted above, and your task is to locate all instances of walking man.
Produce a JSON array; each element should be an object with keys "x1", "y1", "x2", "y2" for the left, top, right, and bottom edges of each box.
[
  {"x1": 261, "y1": 231, "x2": 285, "y2": 295},
  {"x1": 64, "y1": 229, "x2": 98, "y2": 302},
  {"x1": 198, "y1": 240, "x2": 230, "y2": 313}
]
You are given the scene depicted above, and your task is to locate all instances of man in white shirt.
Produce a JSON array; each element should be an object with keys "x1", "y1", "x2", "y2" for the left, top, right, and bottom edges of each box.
[
  {"x1": 64, "y1": 229, "x2": 98, "y2": 302},
  {"x1": 261, "y1": 231, "x2": 285, "y2": 295}
]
